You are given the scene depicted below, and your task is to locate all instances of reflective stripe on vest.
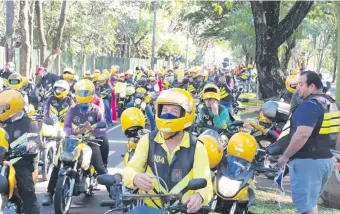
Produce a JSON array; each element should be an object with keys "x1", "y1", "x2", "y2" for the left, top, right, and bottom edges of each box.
[{"x1": 219, "y1": 86, "x2": 229, "y2": 99}]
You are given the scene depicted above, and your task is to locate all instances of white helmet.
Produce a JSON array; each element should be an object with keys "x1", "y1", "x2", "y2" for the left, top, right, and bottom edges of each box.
[{"x1": 53, "y1": 80, "x2": 70, "y2": 92}]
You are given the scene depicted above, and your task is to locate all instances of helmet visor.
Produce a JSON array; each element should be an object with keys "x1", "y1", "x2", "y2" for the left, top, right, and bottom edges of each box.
[
  {"x1": 0, "y1": 104, "x2": 10, "y2": 114},
  {"x1": 75, "y1": 90, "x2": 94, "y2": 97},
  {"x1": 9, "y1": 80, "x2": 19, "y2": 85}
]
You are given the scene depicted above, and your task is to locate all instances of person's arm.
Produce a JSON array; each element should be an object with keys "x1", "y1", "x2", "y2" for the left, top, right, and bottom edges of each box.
[
  {"x1": 123, "y1": 134, "x2": 150, "y2": 188},
  {"x1": 43, "y1": 96, "x2": 52, "y2": 119},
  {"x1": 213, "y1": 108, "x2": 232, "y2": 128},
  {"x1": 283, "y1": 101, "x2": 321, "y2": 159},
  {"x1": 63, "y1": 108, "x2": 73, "y2": 136},
  {"x1": 91, "y1": 107, "x2": 107, "y2": 137},
  {"x1": 192, "y1": 142, "x2": 213, "y2": 205}
]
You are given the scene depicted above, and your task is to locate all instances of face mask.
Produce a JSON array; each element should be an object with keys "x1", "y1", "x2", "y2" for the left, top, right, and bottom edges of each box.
[
  {"x1": 160, "y1": 113, "x2": 178, "y2": 120},
  {"x1": 79, "y1": 103, "x2": 90, "y2": 112},
  {"x1": 55, "y1": 88, "x2": 62, "y2": 94}
]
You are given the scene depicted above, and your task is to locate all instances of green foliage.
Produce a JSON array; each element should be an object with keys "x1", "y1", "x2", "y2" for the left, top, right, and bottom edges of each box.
[{"x1": 157, "y1": 39, "x2": 182, "y2": 57}]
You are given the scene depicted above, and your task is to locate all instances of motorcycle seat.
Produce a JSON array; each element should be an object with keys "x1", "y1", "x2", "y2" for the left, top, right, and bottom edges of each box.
[
  {"x1": 97, "y1": 174, "x2": 116, "y2": 186},
  {"x1": 266, "y1": 144, "x2": 284, "y2": 156}
]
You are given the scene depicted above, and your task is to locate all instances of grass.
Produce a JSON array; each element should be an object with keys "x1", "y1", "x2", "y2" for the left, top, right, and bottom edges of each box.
[
  {"x1": 238, "y1": 93, "x2": 263, "y2": 119},
  {"x1": 249, "y1": 190, "x2": 340, "y2": 214}
]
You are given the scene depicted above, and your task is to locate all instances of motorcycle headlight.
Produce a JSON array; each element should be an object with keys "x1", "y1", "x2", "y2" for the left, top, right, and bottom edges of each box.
[
  {"x1": 135, "y1": 98, "x2": 142, "y2": 105},
  {"x1": 141, "y1": 102, "x2": 146, "y2": 110},
  {"x1": 218, "y1": 176, "x2": 242, "y2": 197},
  {"x1": 120, "y1": 93, "x2": 126, "y2": 98},
  {"x1": 60, "y1": 151, "x2": 76, "y2": 162}
]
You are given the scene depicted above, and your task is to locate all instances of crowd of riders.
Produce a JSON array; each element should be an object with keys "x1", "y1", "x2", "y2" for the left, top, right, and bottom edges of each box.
[{"x1": 0, "y1": 58, "x2": 339, "y2": 214}]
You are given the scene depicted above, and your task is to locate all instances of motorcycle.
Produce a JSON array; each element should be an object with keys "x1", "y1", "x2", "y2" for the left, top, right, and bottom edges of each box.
[
  {"x1": 53, "y1": 122, "x2": 106, "y2": 214},
  {"x1": 97, "y1": 175, "x2": 211, "y2": 214},
  {"x1": 117, "y1": 84, "x2": 135, "y2": 117},
  {"x1": 39, "y1": 116, "x2": 65, "y2": 181},
  {"x1": 250, "y1": 100, "x2": 290, "y2": 179},
  {"x1": 210, "y1": 148, "x2": 277, "y2": 213},
  {"x1": 0, "y1": 129, "x2": 39, "y2": 213}
]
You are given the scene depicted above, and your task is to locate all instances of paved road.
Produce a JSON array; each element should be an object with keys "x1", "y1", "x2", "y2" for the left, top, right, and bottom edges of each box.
[{"x1": 38, "y1": 122, "x2": 288, "y2": 214}]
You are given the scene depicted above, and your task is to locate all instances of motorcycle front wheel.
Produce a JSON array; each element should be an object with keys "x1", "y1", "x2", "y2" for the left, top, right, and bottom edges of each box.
[{"x1": 54, "y1": 175, "x2": 73, "y2": 214}]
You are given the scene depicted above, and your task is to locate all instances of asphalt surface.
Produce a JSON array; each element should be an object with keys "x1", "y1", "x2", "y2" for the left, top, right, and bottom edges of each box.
[{"x1": 36, "y1": 122, "x2": 290, "y2": 214}]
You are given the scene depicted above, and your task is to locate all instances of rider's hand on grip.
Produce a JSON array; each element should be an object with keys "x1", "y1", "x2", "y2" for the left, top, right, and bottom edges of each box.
[
  {"x1": 133, "y1": 173, "x2": 154, "y2": 192},
  {"x1": 183, "y1": 192, "x2": 203, "y2": 214}
]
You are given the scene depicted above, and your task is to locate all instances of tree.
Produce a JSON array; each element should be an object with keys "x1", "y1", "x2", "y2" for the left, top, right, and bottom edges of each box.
[
  {"x1": 19, "y1": 0, "x2": 31, "y2": 77},
  {"x1": 250, "y1": 1, "x2": 314, "y2": 99},
  {"x1": 42, "y1": 0, "x2": 68, "y2": 74},
  {"x1": 5, "y1": 0, "x2": 14, "y2": 63},
  {"x1": 35, "y1": 0, "x2": 47, "y2": 65},
  {"x1": 157, "y1": 39, "x2": 182, "y2": 58}
]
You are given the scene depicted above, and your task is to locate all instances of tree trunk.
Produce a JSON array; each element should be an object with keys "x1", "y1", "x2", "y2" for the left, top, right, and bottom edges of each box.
[
  {"x1": 280, "y1": 34, "x2": 296, "y2": 73},
  {"x1": 35, "y1": 0, "x2": 47, "y2": 66},
  {"x1": 5, "y1": 0, "x2": 14, "y2": 63},
  {"x1": 42, "y1": 0, "x2": 68, "y2": 72},
  {"x1": 19, "y1": 0, "x2": 31, "y2": 77},
  {"x1": 28, "y1": 0, "x2": 35, "y2": 77},
  {"x1": 332, "y1": 52, "x2": 337, "y2": 83},
  {"x1": 251, "y1": 1, "x2": 314, "y2": 99}
]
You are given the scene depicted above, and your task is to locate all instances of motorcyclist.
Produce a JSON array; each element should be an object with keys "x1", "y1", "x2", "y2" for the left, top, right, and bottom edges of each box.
[
  {"x1": 0, "y1": 62, "x2": 15, "y2": 88},
  {"x1": 197, "y1": 83, "x2": 232, "y2": 132},
  {"x1": 61, "y1": 67, "x2": 77, "y2": 94},
  {"x1": 35, "y1": 67, "x2": 60, "y2": 103},
  {"x1": 7, "y1": 73, "x2": 30, "y2": 112},
  {"x1": 280, "y1": 74, "x2": 298, "y2": 104},
  {"x1": 123, "y1": 88, "x2": 213, "y2": 213},
  {"x1": 22, "y1": 76, "x2": 39, "y2": 109},
  {"x1": 217, "y1": 72, "x2": 233, "y2": 112},
  {"x1": 42, "y1": 79, "x2": 109, "y2": 206},
  {"x1": 84, "y1": 71, "x2": 92, "y2": 80},
  {"x1": 43, "y1": 80, "x2": 74, "y2": 122},
  {"x1": 126, "y1": 87, "x2": 156, "y2": 131},
  {"x1": 98, "y1": 73, "x2": 114, "y2": 126},
  {"x1": 0, "y1": 90, "x2": 40, "y2": 213}
]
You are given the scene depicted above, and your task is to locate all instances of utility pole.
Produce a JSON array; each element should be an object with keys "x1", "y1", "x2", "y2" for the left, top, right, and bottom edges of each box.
[
  {"x1": 6, "y1": 0, "x2": 14, "y2": 63},
  {"x1": 151, "y1": 0, "x2": 158, "y2": 71}
]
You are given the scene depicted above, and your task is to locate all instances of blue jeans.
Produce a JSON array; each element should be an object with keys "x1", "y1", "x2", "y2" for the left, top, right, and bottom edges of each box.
[
  {"x1": 126, "y1": 100, "x2": 156, "y2": 131},
  {"x1": 103, "y1": 95, "x2": 112, "y2": 125},
  {"x1": 220, "y1": 101, "x2": 233, "y2": 113}
]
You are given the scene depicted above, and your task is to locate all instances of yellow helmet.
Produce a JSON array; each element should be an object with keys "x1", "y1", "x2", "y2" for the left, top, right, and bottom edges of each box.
[
  {"x1": 120, "y1": 107, "x2": 145, "y2": 137},
  {"x1": 202, "y1": 83, "x2": 220, "y2": 101},
  {"x1": 63, "y1": 68, "x2": 75, "y2": 80},
  {"x1": 227, "y1": 132, "x2": 257, "y2": 162},
  {"x1": 0, "y1": 90, "x2": 25, "y2": 122},
  {"x1": 92, "y1": 72, "x2": 100, "y2": 82},
  {"x1": 247, "y1": 64, "x2": 252, "y2": 69},
  {"x1": 126, "y1": 85, "x2": 136, "y2": 96},
  {"x1": 136, "y1": 87, "x2": 147, "y2": 94},
  {"x1": 198, "y1": 130, "x2": 224, "y2": 168},
  {"x1": 285, "y1": 74, "x2": 298, "y2": 93},
  {"x1": 22, "y1": 77, "x2": 29, "y2": 89},
  {"x1": 84, "y1": 71, "x2": 92, "y2": 79},
  {"x1": 111, "y1": 65, "x2": 119, "y2": 76},
  {"x1": 98, "y1": 74, "x2": 108, "y2": 85},
  {"x1": 94, "y1": 69, "x2": 100, "y2": 74},
  {"x1": 155, "y1": 88, "x2": 195, "y2": 133},
  {"x1": 0, "y1": 128, "x2": 9, "y2": 151},
  {"x1": 74, "y1": 79, "x2": 95, "y2": 104},
  {"x1": 53, "y1": 80, "x2": 70, "y2": 99},
  {"x1": 8, "y1": 73, "x2": 23, "y2": 90}
]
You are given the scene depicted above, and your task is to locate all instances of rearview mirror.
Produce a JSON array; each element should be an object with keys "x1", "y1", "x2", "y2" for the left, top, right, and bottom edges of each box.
[
  {"x1": 187, "y1": 178, "x2": 207, "y2": 191},
  {"x1": 96, "y1": 122, "x2": 107, "y2": 129}
]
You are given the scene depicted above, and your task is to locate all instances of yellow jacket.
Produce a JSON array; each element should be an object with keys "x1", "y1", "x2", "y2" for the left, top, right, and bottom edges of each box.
[{"x1": 123, "y1": 131, "x2": 213, "y2": 206}]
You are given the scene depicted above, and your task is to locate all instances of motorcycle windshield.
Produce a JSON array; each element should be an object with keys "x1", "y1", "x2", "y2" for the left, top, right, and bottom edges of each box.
[
  {"x1": 62, "y1": 137, "x2": 79, "y2": 153},
  {"x1": 219, "y1": 155, "x2": 253, "y2": 180}
]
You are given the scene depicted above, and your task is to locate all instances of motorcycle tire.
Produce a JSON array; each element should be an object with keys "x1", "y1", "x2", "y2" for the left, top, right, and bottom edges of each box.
[
  {"x1": 54, "y1": 175, "x2": 73, "y2": 214},
  {"x1": 42, "y1": 147, "x2": 54, "y2": 181}
]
